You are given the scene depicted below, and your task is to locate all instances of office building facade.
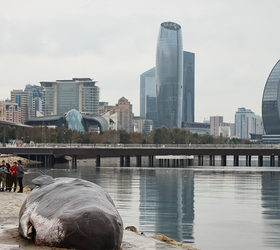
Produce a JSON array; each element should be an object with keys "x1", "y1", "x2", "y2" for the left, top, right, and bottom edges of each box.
[
  {"x1": 10, "y1": 90, "x2": 31, "y2": 123},
  {"x1": 98, "y1": 97, "x2": 134, "y2": 133},
  {"x1": 40, "y1": 78, "x2": 99, "y2": 116},
  {"x1": 156, "y1": 21, "x2": 183, "y2": 128},
  {"x1": 210, "y1": 116, "x2": 224, "y2": 137},
  {"x1": 235, "y1": 107, "x2": 263, "y2": 139},
  {"x1": 183, "y1": 51, "x2": 195, "y2": 123},
  {"x1": 5, "y1": 102, "x2": 20, "y2": 123},
  {"x1": 140, "y1": 67, "x2": 157, "y2": 128},
  {"x1": 0, "y1": 101, "x2": 6, "y2": 121},
  {"x1": 24, "y1": 84, "x2": 43, "y2": 118},
  {"x1": 262, "y1": 59, "x2": 280, "y2": 134}
]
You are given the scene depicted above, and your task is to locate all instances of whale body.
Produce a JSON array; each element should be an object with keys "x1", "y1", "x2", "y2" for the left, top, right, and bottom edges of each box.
[{"x1": 19, "y1": 175, "x2": 123, "y2": 250}]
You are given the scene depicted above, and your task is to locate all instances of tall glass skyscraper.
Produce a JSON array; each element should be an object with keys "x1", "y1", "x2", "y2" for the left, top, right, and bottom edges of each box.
[
  {"x1": 140, "y1": 67, "x2": 157, "y2": 127},
  {"x1": 262, "y1": 60, "x2": 280, "y2": 134},
  {"x1": 156, "y1": 21, "x2": 183, "y2": 128},
  {"x1": 183, "y1": 51, "x2": 195, "y2": 123}
]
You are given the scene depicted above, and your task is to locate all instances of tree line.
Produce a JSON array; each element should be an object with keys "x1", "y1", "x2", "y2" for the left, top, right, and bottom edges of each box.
[{"x1": 0, "y1": 125, "x2": 254, "y2": 145}]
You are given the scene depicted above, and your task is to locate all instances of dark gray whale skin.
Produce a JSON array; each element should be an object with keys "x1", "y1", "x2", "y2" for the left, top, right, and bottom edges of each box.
[{"x1": 19, "y1": 175, "x2": 123, "y2": 250}]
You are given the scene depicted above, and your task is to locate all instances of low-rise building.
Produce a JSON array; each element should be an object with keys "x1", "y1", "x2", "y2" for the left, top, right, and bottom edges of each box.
[
  {"x1": 98, "y1": 97, "x2": 134, "y2": 133},
  {"x1": 0, "y1": 101, "x2": 6, "y2": 121},
  {"x1": 182, "y1": 122, "x2": 210, "y2": 135},
  {"x1": 5, "y1": 102, "x2": 20, "y2": 123}
]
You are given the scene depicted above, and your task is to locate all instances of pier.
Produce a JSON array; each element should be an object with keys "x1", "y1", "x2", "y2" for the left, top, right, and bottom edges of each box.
[{"x1": 1, "y1": 143, "x2": 280, "y2": 167}]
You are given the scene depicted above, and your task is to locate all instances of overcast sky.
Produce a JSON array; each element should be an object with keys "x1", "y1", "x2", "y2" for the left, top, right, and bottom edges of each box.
[{"x1": 1, "y1": 0, "x2": 280, "y2": 123}]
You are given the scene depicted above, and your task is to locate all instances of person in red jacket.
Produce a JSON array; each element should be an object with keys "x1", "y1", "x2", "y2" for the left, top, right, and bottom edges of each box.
[{"x1": 10, "y1": 162, "x2": 18, "y2": 192}]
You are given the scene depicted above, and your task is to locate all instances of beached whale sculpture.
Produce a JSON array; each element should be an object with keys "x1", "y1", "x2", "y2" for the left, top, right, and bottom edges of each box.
[{"x1": 18, "y1": 175, "x2": 123, "y2": 250}]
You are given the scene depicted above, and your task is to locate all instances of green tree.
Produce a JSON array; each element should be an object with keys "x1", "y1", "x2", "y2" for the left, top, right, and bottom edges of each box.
[
  {"x1": 119, "y1": 130, "x2": 131, "y2": 144},
  {"x1": 200, "y1": 134, "x2": 215, "y2": 144},
  {"x1": 72, "y1": 130, "x2": 81, "y2": 143},
  {"x1": 153, "y1": 127, "x2": 173, "y2": 144},
  {"x1": 90, "y1": 132, "x2": 102, "y2": 143},
  {"x1": 130, "y1": 132, "x2": 144, "y2": 144}
]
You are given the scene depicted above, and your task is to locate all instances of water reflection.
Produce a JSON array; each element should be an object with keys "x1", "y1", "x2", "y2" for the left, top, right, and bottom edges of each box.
[
  {"x1": 261, "y1": 172, "x2": 280, "y2": 248},
  {"x1": 138, "y1": 169, "x2": 194, "y2": 243}
]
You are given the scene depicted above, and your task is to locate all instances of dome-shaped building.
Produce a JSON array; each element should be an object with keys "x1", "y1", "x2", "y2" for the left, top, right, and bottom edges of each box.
[{"x1": 262, "y1": 59, "x2": 280, "y2": 134}]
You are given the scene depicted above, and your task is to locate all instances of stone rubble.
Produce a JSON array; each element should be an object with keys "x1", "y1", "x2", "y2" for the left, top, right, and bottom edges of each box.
[
  {"x1": 125, "y1": 227, "x2": 201, "y2": 250},
  {"x1": 0, "y1": 155, "x2": 41, "y2": 165}
]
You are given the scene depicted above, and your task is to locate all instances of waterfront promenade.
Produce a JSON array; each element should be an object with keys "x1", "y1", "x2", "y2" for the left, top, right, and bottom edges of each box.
[{"x1": 1, "y1": 143, "x2": 280, "y2": 167}]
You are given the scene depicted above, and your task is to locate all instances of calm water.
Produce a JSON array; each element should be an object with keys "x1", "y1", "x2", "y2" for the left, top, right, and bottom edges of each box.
[{"x1": 23, "y1": 160, "x2": 280, "y2": 250}]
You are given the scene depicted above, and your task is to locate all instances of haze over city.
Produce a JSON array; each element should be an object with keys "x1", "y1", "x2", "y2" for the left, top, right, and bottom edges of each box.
[{"x1": 1, "y1": 0, "x2": 280, "y2": 122}]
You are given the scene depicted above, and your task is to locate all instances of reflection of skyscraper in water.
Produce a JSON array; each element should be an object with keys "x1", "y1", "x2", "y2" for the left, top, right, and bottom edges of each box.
[
  {"x1": 139, "y1": 169, "x2": 194, "y2": 243},
  {"x1": 261, "y1": 172, "x2": 280, "y2": 247},
  {"x1": 139, "y1": 169, "x2": 157, "y2": 233}
]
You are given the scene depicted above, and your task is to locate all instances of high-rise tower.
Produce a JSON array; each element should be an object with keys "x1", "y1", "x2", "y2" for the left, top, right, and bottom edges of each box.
[
  {"x1": 156, "y1": 21, "x2": 183, "y2": 128},
  {"x1": 183, "y1": 51, "x2": 195, "y2": 123},
  {"x1": 140, "y1": 67, "x2": 157, "y2": 127}
]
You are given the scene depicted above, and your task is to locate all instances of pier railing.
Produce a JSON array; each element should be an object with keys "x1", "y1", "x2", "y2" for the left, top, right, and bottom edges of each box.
[{"x1": 1, "y1": 143, "x2": 279, "y2": 149}]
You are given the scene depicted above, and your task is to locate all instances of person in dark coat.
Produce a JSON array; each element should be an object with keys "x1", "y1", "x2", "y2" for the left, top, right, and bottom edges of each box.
[
  {"x1": 17, "y1": 160, "x2": 24, "y2": 193},
  {"x1": 5, "y1": 163, "x2": 12, "y2": 192},
  {"x1": 0, "y1": 166, "x2": 7, "y2": 191}
]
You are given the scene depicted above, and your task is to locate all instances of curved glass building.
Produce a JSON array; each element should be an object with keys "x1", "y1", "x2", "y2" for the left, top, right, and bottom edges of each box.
[
  {"x1": 262, "y1": 59, "x2": 280, "y2": 134},
  {"x1": 156, "y1": 21, "x2": 183, "y2": 128},
  {"x1": 25, "y1": 109, "x2": 108, "y2": 133}
]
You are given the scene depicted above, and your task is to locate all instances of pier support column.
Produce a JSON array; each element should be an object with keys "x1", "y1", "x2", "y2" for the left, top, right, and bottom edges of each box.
[
  {"x1": 234, "y1": 155, "x2": 239, "y2": 166},
  {"x1": 72, "y1": 155, "x2": 77, "y2": 168},
  {"x1": 209, "y1": 155, "x2": 215, "y2": 166},
  {"x1": 23, "y1": 128, "x2": 26, "y2": 143},
  {"x1": 136, "y1": 156, "x2": 142, "y2": 167},
  {"x1": 3, "y1": 125, "x2": 6, "y2": 146},
  {"x1": 246, "y1": 155, "x2": 252, "y2": 166},
  {"x1": 120, "y1": 155, "x2": 124, "y2": 167},
  {"x1": 159, "y1": 159, "x2": 162, "y2": 167},
  {"x1": 125, "y1": 155, "x2": 130, "y2": 167},
  {"x1": 180, "y1": 159, "x2": 184, "y2": 166},
  {"x1": 148, "y1": 156, "x2": 154, "y2": 167},
  {"x1": 172, "y1": 159, "x2": 176, "y2": 167},
  {"x1": 270, "y1": 155, "x2": 275, "y2": 167},
  {"x1": 198, "y1": 155, "x2": 203, "y2": 166},
  {"x1": 278, "y1": 156, "x2": 280, "y2": 167},
  {"x1": 221, "y1": 155, "x2": 227, "y2": 166},
  {"x1": 258, "y1": 156, "x2": 263, "y2": 166},
  {"x1": 96, "y1": 155, "x2": 101, "y2": 167}
]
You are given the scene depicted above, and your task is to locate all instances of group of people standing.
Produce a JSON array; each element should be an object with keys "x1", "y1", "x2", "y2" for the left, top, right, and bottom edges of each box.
[{"x1": 0, "y1": 160, "x2": 24, "y2": 193}]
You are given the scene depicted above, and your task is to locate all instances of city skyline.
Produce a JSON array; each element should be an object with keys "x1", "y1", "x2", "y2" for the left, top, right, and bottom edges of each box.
[{"x1": 1, "y1": 0, "x2": 280, "y2": 123}]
